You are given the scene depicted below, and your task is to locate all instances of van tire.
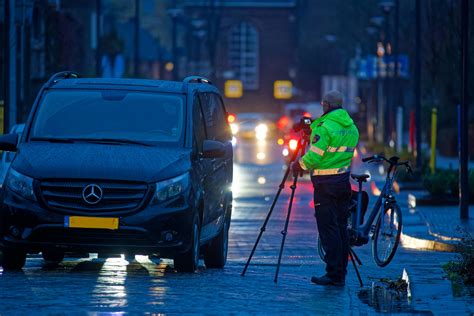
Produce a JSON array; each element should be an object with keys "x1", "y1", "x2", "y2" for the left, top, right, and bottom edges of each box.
[
  {"x1": 174, "y1": 213, "x2": 200, "y2": 272},
  {"x1": 204, "y1": 220, "x2": 229, "y2": 268},
  {"x1": 1, "y1": 248, "x2": 27, "y2": 270}
]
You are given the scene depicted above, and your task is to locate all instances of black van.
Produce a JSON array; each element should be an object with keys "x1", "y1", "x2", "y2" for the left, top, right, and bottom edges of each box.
[{"x1": 0, "y1": 72, "x2": 233, "y2": 272}]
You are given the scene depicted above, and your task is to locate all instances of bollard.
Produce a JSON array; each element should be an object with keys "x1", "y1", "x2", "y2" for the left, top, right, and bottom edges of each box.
[
  {"x1": 429, "y1": 108, "x2": 437, "y2": 174},
  {"x1": 396, "y1": 107, "x2": 403, "y2": 153}
]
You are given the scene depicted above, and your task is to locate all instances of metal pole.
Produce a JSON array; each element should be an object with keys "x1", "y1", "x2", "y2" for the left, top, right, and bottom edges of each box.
[
  {"x1": 7, "y1": 0, "x2": 16, "y2": 132},
  {"x1": 460, "y1": 0, "x2": 469, "y2": 219},
  {"x1": 414, "y1": 0, "x2": 422, "y2": 168},
  {"x1": 393, "y1": 0, "x2": 400, "y2": 146},
  {"x1": 396, "y1": 106, "x2": 403, "y2": 153},
  {"x1": 3, "y1": 0, "x2": 10, "y2": 134},
  {"x1": 96, "y1": 0, "x2": 101, "y2": 77},
  {"x1": 134, "y1": 0, "x2": 140, "y2": 77},
  {"x1": 171, "y1": 17, "x2": 177, "y2": 80},
  {"x1": 429, "y1": 108, "x2": 437, "y2": 174},
  {"x1": 384, "y1": 12, "x2": 391, "y2": 144},
  {"x1": 376, "y1": 74, "x2": 384, "y2": 143}
]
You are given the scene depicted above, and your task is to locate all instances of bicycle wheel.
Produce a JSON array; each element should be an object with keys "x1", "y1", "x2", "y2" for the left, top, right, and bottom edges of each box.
[
  {"x1": 317, "y1": 235, "x2": 327, "y2": 263},
  {"x1": 372, "y1": 203, "x2": 402, "y2": 267}
]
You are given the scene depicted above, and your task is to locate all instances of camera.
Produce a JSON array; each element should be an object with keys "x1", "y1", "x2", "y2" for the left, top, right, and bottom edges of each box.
[{"x1": 292, "y1": 117, "x2": 312, "y2": 133}]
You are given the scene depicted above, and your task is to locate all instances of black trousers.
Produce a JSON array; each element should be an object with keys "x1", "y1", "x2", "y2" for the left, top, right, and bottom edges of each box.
[{"x1": 312, "y1": 179, "x2": 351, "y2": 281}]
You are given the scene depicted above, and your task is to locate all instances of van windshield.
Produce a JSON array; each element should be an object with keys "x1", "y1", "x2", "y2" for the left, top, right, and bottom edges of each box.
[{"x1": 29, "y1": 89, "x2": 185, "y2": 145}]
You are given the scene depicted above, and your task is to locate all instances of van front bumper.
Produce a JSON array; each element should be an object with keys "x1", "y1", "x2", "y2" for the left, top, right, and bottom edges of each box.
[{"x1": 0, "y1": 189, "x2": 195, "y2": 258}]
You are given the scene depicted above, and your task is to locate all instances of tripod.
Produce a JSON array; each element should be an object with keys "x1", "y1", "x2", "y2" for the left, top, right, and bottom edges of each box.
[
  {"x1": 241, "y1": 133, "x2": 364, "y2": 285},
  {"x1": 241, "y1": 134, "x2": 308, "y2": 283}
]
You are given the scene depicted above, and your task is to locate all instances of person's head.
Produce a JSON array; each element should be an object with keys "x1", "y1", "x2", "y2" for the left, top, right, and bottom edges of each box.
[{"x1": 321, "y1": 90, "x2": 344, "y2": 113}]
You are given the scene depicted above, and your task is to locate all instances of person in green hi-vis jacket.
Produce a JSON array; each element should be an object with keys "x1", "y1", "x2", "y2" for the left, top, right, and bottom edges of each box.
[{"x1": 292, "y1": 90, "x2": 359, "y2": 286}]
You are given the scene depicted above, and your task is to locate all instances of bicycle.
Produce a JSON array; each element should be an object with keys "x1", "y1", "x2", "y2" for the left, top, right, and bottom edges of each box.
[{"x1": 317, "y1": 155, "x2": 412, "y2": 267}]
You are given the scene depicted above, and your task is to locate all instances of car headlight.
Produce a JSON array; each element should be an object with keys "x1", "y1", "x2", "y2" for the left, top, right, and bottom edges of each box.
[
  {"x1": 6, "y1": 168, "x2": 36, "y2": 201},
  {"x1": 255, "y1": 123, "x2": 268, "y2": 140},
  {"x1": 150, "y1": 173, "x2": 189, "y2": 205}
]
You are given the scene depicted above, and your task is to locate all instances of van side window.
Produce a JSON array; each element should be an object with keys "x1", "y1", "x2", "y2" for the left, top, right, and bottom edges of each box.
[
  {"x1": 201, "y1": 92, "x2": 229, "y2": 142},
  {"x1": 214, "y1": 94, "x2": 232, "y2": 141},
  {"x1": 193, "y1": 94, "x2": 206, "y2": 152}
]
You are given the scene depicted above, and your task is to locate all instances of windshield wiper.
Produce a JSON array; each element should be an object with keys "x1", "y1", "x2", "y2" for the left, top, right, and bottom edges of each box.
[
  {"x1": 30, "y1": 137, "x2": 154, "y2": 146},
  {"x1": 30, "y1": 137, "x2": 76, "y2": 143},
  {"x1": 73, "y1": 138, "x2": 154, "y2": 147}
]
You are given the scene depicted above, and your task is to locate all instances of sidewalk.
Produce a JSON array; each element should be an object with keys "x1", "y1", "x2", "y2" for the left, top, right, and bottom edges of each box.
[{"x1": 399, "y1": 190, "x2": 473, "y2": 252}]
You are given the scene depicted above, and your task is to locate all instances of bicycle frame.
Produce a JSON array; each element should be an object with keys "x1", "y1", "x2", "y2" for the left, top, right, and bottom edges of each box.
[{"x1": 355, "y1": 163, "x2": 399, "y2": 239}]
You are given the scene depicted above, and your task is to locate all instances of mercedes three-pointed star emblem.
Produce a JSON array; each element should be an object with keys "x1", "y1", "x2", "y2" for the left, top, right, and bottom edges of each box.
[{"x1": 82, "y1": 184, "x2": 103, "y2": 205}]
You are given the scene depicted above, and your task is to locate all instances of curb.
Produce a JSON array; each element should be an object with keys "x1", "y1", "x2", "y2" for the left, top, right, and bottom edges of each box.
[{"x1": 400, "y1": 232, "x2": 458, "y2": 252}]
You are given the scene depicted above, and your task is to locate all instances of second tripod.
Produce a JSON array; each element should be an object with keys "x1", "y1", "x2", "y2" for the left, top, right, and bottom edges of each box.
[{"x1": 241, "y1": 135, "x2": 309, "y2": 283}]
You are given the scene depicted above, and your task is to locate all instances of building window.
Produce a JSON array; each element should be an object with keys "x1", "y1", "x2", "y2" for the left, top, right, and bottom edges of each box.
[{"x1": 228, "y1": 22, "x2": 259, "y2": 90}]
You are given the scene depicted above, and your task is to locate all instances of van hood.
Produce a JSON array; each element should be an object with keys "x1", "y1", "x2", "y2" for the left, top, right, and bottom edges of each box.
[{"x1": 12, "y1": 142, "x2": 192, "y2": 183}]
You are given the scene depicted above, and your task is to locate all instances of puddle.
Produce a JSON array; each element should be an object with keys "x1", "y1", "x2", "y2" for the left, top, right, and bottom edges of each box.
[{"x1": 358, "y1": 281, "x2": 432, "y2": 314}]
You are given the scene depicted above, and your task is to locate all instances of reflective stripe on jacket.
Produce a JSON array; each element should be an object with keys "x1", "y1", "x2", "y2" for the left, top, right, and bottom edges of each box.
[{"x1": 299, "y1": 108, "x2": 359, "y2": 175}]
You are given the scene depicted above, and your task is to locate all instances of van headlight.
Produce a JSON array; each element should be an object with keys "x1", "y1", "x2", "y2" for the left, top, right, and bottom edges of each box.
[
  {"x1": 6, "y1": 168, "x2": 37, "y2": 201},
  {"x1": 150, "y1": 173, "x2": 189, "y2": 205}
]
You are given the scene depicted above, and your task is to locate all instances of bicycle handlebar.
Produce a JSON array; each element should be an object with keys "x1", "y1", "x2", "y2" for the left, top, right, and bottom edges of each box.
[{"x1": 362, "y1": 154, "x2": 412, "y2": 172}]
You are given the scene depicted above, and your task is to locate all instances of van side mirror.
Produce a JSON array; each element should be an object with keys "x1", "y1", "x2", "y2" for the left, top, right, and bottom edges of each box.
[
  {"x1": 202, "y1": 140, "x2": 225, "y2": 158},
  {"x1": 0, "y1": 134, "x2": 18, "y2": 152}
]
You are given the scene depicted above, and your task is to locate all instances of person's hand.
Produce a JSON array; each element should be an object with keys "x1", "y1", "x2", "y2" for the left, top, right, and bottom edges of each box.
[{"x1": 291, "y1": 161, "x2": 304, "y2": 177}]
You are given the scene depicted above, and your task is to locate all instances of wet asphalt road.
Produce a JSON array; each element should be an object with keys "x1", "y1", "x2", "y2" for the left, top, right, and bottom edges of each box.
[{"x1": 0, "y1": 138, "x2": 469, "y2": 314}]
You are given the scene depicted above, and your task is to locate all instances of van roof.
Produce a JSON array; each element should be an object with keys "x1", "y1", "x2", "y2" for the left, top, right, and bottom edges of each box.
[{"x1": 50, "y1": 78, "x2": 220, "y2": 94}]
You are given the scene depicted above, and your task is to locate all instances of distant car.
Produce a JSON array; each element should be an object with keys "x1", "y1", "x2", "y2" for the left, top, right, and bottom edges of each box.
[
  {"x1": 0, "y1": 124, "x2": 25, "y2": 188},
  {"x1": 0, "y1": 72, "x2": 233, "y2": 272},
  {"x1": 233, "y1": 112, "x2": 278, "y2": 141}
]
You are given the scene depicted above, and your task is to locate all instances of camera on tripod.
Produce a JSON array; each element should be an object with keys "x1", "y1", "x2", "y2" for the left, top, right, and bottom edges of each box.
[
  {"x1": 293, "y1": 117, "x2": 312, "y2": 139},
  {"x1": 293, "y1": 117, "x2": 312, "y2": 132}
]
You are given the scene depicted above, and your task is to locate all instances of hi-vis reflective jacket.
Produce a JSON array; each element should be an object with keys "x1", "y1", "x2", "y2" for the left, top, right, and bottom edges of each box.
[{"x1": 299, "y1": 108, "x2": 359, "y2": 176}]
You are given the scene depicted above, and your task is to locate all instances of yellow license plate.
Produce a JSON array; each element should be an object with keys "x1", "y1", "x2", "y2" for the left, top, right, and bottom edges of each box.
[{"x1": 66, "y1": 216, "x2": 119, "y2": 230}]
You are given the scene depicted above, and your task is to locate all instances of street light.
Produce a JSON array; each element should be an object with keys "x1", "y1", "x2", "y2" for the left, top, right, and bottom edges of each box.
[
  {"x1": 378, "y1": 2, "x2": 394, "y2": 144},
  {"x1": 379, "y1": 1, "x2": 395, "y2": 14},
  {"x1": 369, "y1": 16, "x2": 385, "y2": 28},
  {"x1": 366, "y1": 26, "x2": 378, "y2": 36},
  {"x1": 191, "y1": 19, "x2": 207, "y2": 74},
  {"x1": 365, "y1": 25, "x2": 382, "y2": 144},
  {"x1": 167, "y1": 7, "x2": 184, "y2": 80},
  {"x1": 369, "y1": 16, "x2": 386, "y2": 143}
]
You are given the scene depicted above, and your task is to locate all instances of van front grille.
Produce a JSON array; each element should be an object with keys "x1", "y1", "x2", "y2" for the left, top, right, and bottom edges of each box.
[{"x1": 39, "y1": 180, "x2": 150, "y2": 215}]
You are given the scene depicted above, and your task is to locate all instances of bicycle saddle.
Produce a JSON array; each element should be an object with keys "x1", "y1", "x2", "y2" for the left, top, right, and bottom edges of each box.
[{"x1": 351, "y1": 174, "x2": 370, "y2": 182}]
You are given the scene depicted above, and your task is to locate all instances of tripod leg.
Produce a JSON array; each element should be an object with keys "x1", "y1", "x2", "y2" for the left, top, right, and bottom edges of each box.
[
  {"x1": 241, "y1": 142, "x2": 303, "y2": 277},
  {"x1": 274, "y1": 173, "x2": 299, "y2": 283},
  {"x1": 349, "y1": 247, "x2": 362, "y2": 266},
  {"x1": 349, "y1": 248, "x2": 364, "y2": 287}
]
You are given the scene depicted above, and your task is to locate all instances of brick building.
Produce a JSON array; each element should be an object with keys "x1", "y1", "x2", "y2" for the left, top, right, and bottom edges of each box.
[{"x1": 183, "y1": 0, "x2": 298, "y2": 114}]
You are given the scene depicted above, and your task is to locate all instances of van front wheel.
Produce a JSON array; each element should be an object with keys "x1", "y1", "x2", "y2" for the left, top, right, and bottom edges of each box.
[
  {"x1": 1, "y1": 248, "x2": 27, "y2": 270},
  {"x1": 204, "y1": 220, "x2": 229, "y2": 268},
  {"x1": 174, "y1": 213, "x2": 200, "y2": 273}
]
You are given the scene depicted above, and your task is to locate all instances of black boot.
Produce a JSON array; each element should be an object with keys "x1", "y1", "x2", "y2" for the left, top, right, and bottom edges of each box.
[{"x1": 311, "y1": 274, "x2": 345, "y2": 286}]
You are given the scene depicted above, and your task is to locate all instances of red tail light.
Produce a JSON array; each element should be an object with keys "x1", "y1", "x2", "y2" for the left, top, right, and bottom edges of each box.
[
  {"x1": 277, "y1": 115, "x2": 289, "y2": 130},
  {"x1": 227, "y1": 113, "x2": 236, "y2": 123},
  {"x1": 289, "y1": 139, "x2": 298, "y2": 151}
]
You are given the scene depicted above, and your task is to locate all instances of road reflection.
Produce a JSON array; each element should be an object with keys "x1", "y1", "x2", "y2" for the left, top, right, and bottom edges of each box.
[{"x1": 234, "y1": 138, "x2": 282, "y2": 166}]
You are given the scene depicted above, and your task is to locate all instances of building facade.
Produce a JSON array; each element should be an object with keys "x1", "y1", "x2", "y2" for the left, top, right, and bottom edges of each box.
[{"x1": 183, "y1": 0, "x2": 298, "y2": 114}]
